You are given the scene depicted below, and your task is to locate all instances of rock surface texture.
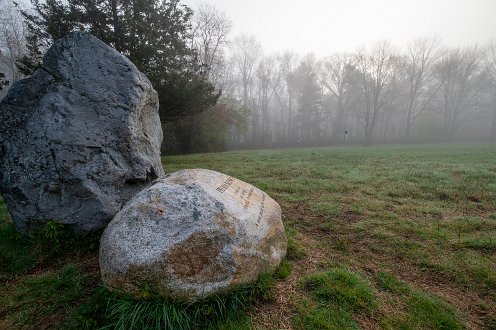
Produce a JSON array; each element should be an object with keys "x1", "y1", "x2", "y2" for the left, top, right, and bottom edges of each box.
[
  {"x1": 0, "y1": 32, "x2": 164, "y2": 235},
  {"x1": 100, "y1": 169, "x2": 287, "y2": 301}
]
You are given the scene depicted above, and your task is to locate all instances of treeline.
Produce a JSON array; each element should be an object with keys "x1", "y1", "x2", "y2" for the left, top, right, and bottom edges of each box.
[
  {"x1": 1, "y1": 1, "x2": 496, "y2": 153},
  {"x1": 220, "y1": 37, "x2": 496, "y2": 149},
  {"x1": 167, "y1": 7, "x2": 496, "y2": 151}
]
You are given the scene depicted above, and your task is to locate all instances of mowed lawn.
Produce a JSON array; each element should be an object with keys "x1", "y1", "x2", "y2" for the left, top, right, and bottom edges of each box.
[
  {"x1": 1, "y1": 144, "x2": 495, "y2": 329},
  {"x1": 164, "y1": 144, "x2": 496, "y2": 329}
]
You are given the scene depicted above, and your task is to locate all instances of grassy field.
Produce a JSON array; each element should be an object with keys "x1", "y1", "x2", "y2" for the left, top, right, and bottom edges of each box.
[{"x1": 1, "y1": 144, "x2": 495, "y2": 329}]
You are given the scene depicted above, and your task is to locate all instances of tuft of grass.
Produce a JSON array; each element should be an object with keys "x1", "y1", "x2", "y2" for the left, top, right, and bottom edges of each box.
[
  {"x1": 205, "y1": 311, "x2": 252, "y2": 330},
  {"x1": 383, "y1": 291, "x2": 463, "y2": 330},
  {"x1": 274, "y1": 259, "x2": 293, "y2": 279},
  {"x1": 302, "y1": 267, "x2": 377, "y2": 313},
  {"x1": 376, "y1": 271, "x2": 463, "y2": 329},
  {"x1": 73, "y1": 272, "x2": 275, "y2": 330},
  {"x1": 310, "y1": 202, "x2": 340, "y2": 217},
  {"x1": 375, "y1": 271, "x2": 410, "y2": 295},
  {"x1": 293, "y1": 298, "x2": 359, "y2": 330},
  {"x1": 406, "y1": 291, "x2": 462, "y2": 329},
  {"x1": 286, "y1": 227, "x2": 307, "y2": 260},
  {"x1": 460, "y1": 238, "x2": 496, "y2": 252},
  {"x1": 33, "y1": 220, "x2": 102, "y2": 258},
  {"x1": 105, "y1": 297, "x2": 191, "y2": 330},
  {"x1": 66, "y1": 286, "x2": 114, "y2": 329}
]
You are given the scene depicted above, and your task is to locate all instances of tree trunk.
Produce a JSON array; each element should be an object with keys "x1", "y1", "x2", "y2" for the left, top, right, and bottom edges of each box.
[
  {"x1": 364, "y1": 129, "x2": 373, "y2": 146},
  {"x1": 287, "y1": 93, "x2": 293, "y2": 141},
  {"x1": 333, "y1": 98, "x2": 344, "y2": 142},
  {"x1": 404, "y1": 104, "x2": 413, "y2": 142},
  {"x1": 491, "y1": 103, "x2": 496, "y2": 143},
  {"x1": 404, "y1": 122, "x2": 412, "y2": 143}
]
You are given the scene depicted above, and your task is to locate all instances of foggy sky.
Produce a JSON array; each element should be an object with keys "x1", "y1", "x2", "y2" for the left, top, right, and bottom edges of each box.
[{"x1": 183, "y1": 0, "x2": 496, "y2": 56}]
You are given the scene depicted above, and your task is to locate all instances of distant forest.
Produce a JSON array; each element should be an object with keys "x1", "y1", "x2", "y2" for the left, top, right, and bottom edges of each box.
[{"x1": 1, "y1": 0, "x2": 496, "y2": 153}]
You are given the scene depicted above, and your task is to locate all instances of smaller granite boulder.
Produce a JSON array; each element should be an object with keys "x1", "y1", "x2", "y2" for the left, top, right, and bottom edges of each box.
[{"x1": 99, "y1": 169, "x2": 287, "y2": 301}]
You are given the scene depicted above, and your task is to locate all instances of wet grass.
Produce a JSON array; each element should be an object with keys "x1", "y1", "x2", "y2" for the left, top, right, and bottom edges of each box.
[
  {"x1": 76, "y1": 272, "x2": 275, "y2": 330},
  {"x1": 0, "y1": 143, "x2": 495, "y2": 328},
  {"x1": 377, "y1": 271, "x2": 462, "y2": 329},
  {"x1": 0, "y1": 199, "x2": 39, "y2": 279},
  {"x1": 292, "y1": 267, "x2": 377, "y2": 329},
  {"x1": 301, "y1": 267, "x2": 377, "y2": 313},
  {"x1": 0, "y1": 264, "x2": 98, "y2": 329},
  {"x1": 165, "y1": 143, "x2": 496, "y2": 328}
]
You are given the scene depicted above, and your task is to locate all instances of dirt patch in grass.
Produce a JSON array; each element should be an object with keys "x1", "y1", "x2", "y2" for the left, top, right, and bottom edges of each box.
[
  {"x1": 392, "y1": 262, "x2": 494, "y2": 329},
  {"x1": 250, "y1": 233, "x2": 328, "y2": 329},
  {"x1": 346, "y1": 231, "x2": 495, "y2": 328},
  {"x1": 467, "y1": 195, "x2": 481, "y2": 203},
  {"x1": 340, "y1": 210, "x2": 363, "y2": 223}
]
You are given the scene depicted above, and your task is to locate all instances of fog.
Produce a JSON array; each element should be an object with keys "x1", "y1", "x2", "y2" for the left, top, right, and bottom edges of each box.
[
  {"x1": 174, "y1": 0, "x2": 496, "y2": 151},
  {"x1": 183, "y1": 0, "x2": 496, "y2": 57},
  {"x1": 1, "y1": 0, "x2": 496, "y2": 152}
]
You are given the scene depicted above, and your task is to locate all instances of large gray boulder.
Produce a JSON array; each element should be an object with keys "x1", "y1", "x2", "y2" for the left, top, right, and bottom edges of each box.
[
  {"x1": 100, "y1": 169, "x2": 287, "y2": 301},
  {"x1": 0, "y1": 32, "x2": 164, "y2": 235}
]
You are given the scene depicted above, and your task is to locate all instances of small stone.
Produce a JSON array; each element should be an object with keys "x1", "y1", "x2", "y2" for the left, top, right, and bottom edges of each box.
[
  {"x1": 0, "y1": 32, "x2": 164, "y2": 235},
  {"x1": 99, "y1": 169, "x2": 287, "y2": 301}
]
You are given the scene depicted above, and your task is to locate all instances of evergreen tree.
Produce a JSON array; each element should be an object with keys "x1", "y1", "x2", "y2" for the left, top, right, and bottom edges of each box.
[{"x1": 18, "y1": 0, "x2": 219, "y2": 122}]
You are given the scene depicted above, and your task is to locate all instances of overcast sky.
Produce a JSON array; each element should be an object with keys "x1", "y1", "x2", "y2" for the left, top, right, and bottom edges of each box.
[{"x1": 183, "y1": 0, "x2": 496, "y2": 56}]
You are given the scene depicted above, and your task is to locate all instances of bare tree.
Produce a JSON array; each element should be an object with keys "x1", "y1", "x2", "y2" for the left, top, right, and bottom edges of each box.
[
  {"x1": 354, "y1": 40, "x2": 399, "y2": 145},
  {"x1": 220, "y1": 38, "x2": 496, "y2": 148},
  {"x1": 485, "y1": 41, "x2": 496, "y2": 142},
  {"x1": 402, "y1": 36, "x2": 442, "y2": 141},
  {"x1": 436, "y1": 46, "x2": 482, "y2": 142},
  {"x1": 230, "y1": 34, "x2": 262, "y2": 107},
  {"x1": 256, "y1": 55, "x2": 280, "y2": 142},
  {"x1": 319, "y1": 53, "x2": 356, "y2": 141},
  {"x1": 230, "y1": 34, "x2": 262, "y2": 143},
  {"x1": 190, "y1": 2, "x2": 232, "y2": 86},
  {"x1": 277, "y1": 52, "x2": 299, "y2": 140}
]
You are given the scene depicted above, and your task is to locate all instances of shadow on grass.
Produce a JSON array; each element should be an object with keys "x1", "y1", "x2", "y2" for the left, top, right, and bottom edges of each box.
[{"x1": 0, "y1": 197, "x2": 39, "y2": 278}]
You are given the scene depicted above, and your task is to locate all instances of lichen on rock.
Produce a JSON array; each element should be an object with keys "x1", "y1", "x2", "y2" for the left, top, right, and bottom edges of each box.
[
  {"x1": 0, "y1": 32, "x2": 164, "y2": 235},
  {"x1": 99, "y1": 169, "x2": 287, "y2": 301}
]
